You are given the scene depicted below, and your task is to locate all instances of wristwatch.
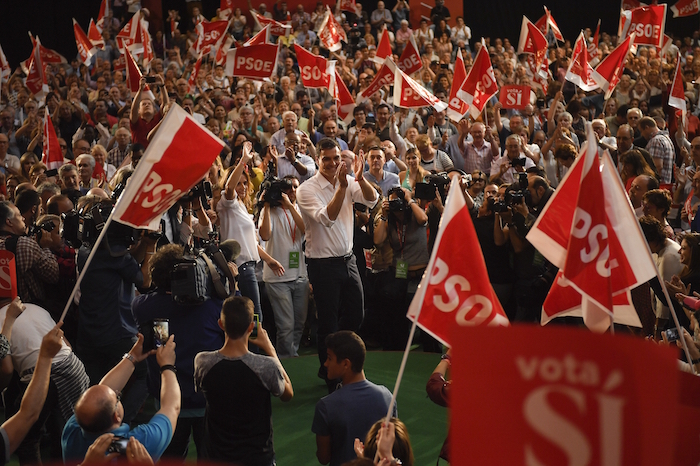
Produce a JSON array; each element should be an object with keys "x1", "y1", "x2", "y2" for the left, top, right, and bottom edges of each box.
[{"x1": 122, "y1": 353, "x2": 136, "y2": 365}]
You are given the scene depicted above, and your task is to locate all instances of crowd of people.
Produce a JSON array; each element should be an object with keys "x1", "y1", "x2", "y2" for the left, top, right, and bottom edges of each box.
[{"x1": 1, "y1": 0, "x2": 700, "y2": 464}]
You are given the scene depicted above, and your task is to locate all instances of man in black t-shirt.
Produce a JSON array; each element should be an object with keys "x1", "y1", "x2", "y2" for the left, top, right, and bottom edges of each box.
[{"x1": 194, "y1": 297, "x2": 293, "y2": 466}]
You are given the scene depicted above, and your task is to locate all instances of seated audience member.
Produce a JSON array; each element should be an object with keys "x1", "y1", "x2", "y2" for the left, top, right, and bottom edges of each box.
[{"x1": 312, "y1": 331, "x2": 396, "y2": 466}]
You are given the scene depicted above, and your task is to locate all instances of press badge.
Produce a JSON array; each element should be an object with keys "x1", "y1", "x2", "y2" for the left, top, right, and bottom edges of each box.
[
  {"x1": 289, "y1": 251, "x2": 300, "y2": 269},
  {"x1": 395, "y1": 260, "x2": 408, "y2": 279}
]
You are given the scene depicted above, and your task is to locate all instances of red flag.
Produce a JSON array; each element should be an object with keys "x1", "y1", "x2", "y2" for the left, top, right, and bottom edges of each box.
[
  {"x1": 73, "y1": 19, "x2": 97, "y2": 65},
  {"x1": 591, "y1": 33, "x2": 634, "y2": 99},
  {"x1": 669, "y1": 52, "x2": 686, "y2": 111},
  {"x1": 374, "y1": 28, "x2": 392, "y2": 63},
  {"x1": 446, "y1": 49, "x2": 469, "y2": 122},
  {"x1": 0, "y1": 44, "x2": 10, "y2": 85},
  {"x1": 671, "y1": 0, "x2": 700, "y2": 17},
  {"x1": 225, "y1": 43, "x2": 280, "y2": 81},
  {"x1": 138, "y1": 20, "x2": 154, "y2": 69},
  {"x1": 457, "y1": 42, "x2": 498, "y2": 119},
  {"x1": 96, "y1": 0, "x2": 110, "y2": 30},
  {"x1": 252, "y1": 12, "x2": 292, "y2": 37},
  {"x1": 215, "y1": 35, "x2": 234, "y2": 67},
  {"x1": 295, "y1": 44, "x2": 332, "y2": 88},
  {"x1": 42, "y1": 107, "x2": 63, "y2": 170},
  {"x1": 527, "y1": 128, "x2": 657, "y2": 331},
  {"x1": 113, "y1": 53, "x2": 126, "y2": 71},
  {"x1": 565, "y1": 32, "x2": 599, "y2": 91},
  {"x1": 25, "y1": 38, "x2": 48, "y2": 102},
  {"x1": 587, "y1": 19, "x2": 601, "y2": 64},
  {"x1": 170, "y1": 18, "x2": 179, "y2": 36},
  {"x1": 622, "y1": 0, "x2": 646, "y2": 9},
  {"x1": 356, "y1": 57, "x2": 396, "y2": 103},
  {"x1": 318, "y1": 6, "x2": 346, "y2": 52},
  {"x1": 396, "y1": 34, "x2": 422, "y2": 75},
  {"x1": 111, "y1": 105, "x2": 225, "y2": 230},
  {"x1": 188, "y1": 53, "x2": 203, "y2": 95},
  {"x1": 116, "y1": 13, "x2": 140, "y2": 52},
  {"x1": 619, "y1": 5, "x2": 667, "y2": 48},
  {"x1": 194, "y1": 20, "x2": 229, "y2": 55},
  {"x1": 528, "y1": 54, "x2": 551, "y2": 95},
  {"x1": 499, "y1": 85, "x2": 533, "y2": 110},
  {"x1": 219, "y1": 0, "x2": 234, "y2": 20},
  {"x1": 659, "y1": 33, "x2": 673, "y2": 58},
  {"x1": 245, "y1": 24, "x2": 271, "y2": 46},
  {"x1": 124, "y1": 49, "x2": 154, "y2": 98},
  {"x1": 338, "y1": 0, "x2": 357, "y2": 13},
  {"x1": 393, "y1": 66, "x2": 448, "y2": 111},
  {"x1": 0, "y1": 251, "x2": 18, "y2": 300},
  {"x1": 534, "y1": 6, "x2": 564, "y2": 42},
  {"x1": 517, "y1": 16, "x2": 548, "y2": 68},
  {"x1": 88, "y1": 19, "x2": 105, "y2": 49},
  {"x1": 407, "y1": 179, "x2": 509, "y2": 346},
  {"x1": 331, "y1": 69, "x2": 355, "y2": 124}
]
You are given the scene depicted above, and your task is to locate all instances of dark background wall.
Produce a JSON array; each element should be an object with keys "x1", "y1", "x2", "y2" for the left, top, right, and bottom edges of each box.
[{"x1": 2, "y1": 0, "x2": 700, "y2": 69}]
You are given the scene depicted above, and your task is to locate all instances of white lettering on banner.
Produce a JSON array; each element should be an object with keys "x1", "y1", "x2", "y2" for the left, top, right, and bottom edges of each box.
[
  {"x1": 236, "y1": 56, "x2": 273, "y2": 73},
  {"x1": 204, "y1": 30, "x2": 220, "y2": 43},
  {"x1": 475, "y1": 73, "x2": 495, "y2": 94},
  {"x1": 399, "y1": 55, "x2": 420, "y2": 71},
  {"x1": 301, "y1": 65, "x2": 324, "y2": 82},
  {"x1": 515, "y1": 354, "x2": 600, "y2": 386},
  {"x1": 0, "y1": 264, "x2": 11, "y2": 291},
  {"x1": 77, "y1": 42, "x2": 86, "y2": 58},
  {"x1": 449, "y1": 97, "x2": 463, "y2": 109},
  {"x1": 402, "y1": 86, "x2": 423, "y2": 102},
  {"x1": 506, "y1": 89, "x2": 523, "y2": 107},
  {"x1": 133, "y1": 171, "x2": 183, "y2": 214},
  {"x1": 427, "y1": 258, "x2": 499, "y2": 326},
  {"x1": 628, "y1": 22, "x2": 660, "y2": 41},
  {"x1": 571, "y1": 207, "x2": 618, "y2": 278}
]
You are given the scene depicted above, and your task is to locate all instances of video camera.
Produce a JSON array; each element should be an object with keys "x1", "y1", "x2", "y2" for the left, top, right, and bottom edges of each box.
[
  {"x1": 28, "y1": 219, "x2": 55, "y2": 243},
  {"x1": 387, "y1": 186, "x2": 408, "y2": 212},
  {"x1": 181, "y1": 179, "x2": 213, "y2": 207},
  {"x1": 61, "y1": 200, "x2": 136, "y2": 252},
  {"x1": 257, "y1": 161, "x2": 294, "y2": 208},
  {"x1": 414, "y1": 173, "x2": 450, "y2": 201},
  {"x1": 488, "y1": 173, "x2": 530, "y2": 213}
]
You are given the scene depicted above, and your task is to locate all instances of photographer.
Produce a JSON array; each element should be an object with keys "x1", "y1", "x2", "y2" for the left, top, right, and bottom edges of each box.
[
  {"x1": 270, "y1": 132, "x2": 316, "y2": 183},
  {"x1": 0, "y1": 201, "x2": 58, "y2": 306},
  {"x1": 489, "y1": 134, "x2": 535, "y2": 185},
  {"x1": 73, "y1": 196, "x2": 157, "y2": 425},
  {"x1": 258, "y1": 176, "x2": 309, "y2": 359},
  {"x1": 373, "y1": 187, "x2": 429, "y2": 350},
  {"x1": 132, "y1": 244, "x2": 225, "y2": 459}
]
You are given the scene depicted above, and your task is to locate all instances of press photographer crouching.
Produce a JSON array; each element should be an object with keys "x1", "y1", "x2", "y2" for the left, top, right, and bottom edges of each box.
[
  {"x1": 132, "y1": 238, "x2": 240, "y2": 459},
  {"x1": 64, "y1": 195, "x2": 157, "y2": 425},
  {"x1": 373, "y1": 187, "x2": 429, "y2": 350},
  {"x1": 0, "y1": 198, "x2": 58, "y2": 306}
]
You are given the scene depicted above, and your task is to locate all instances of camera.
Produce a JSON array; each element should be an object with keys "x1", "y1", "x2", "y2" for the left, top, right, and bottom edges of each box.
[
  {"x1": 663, "y1": 327, "x2": 680, "y2": 343},
  {"x1": 107, "y1": 436, "x2": 128, "y2": 455},
  {"x1": 387, "y1": 186, "x2": 408, "y2": 212},
  {"x1": 510, "y1": 157, "x2": 527, "y2": 168},
  {"x1": 257, "y1": 177, "x2": 294, "y2": 208},
  {"x1": 181, "y1": 180, "x2": 213, "y2": 206},
  {"x1": 488, "y1": 197, "x2": 509, "y2": 213},
  {"x1": 414, "y1": 173, "x2": 450, "y2": 201},
  {"x1": 29, "y1": 220, "x2": 55, "y2": 243},
  {"x1": 144, "y1": 76, "x2": 158, "y2": 84},
  {"x1": 504, "y1": 173, "x2": 530, "y2": 207},
  {"x1": 61, "y1": 200, "x2": 136, "y2": 251}
]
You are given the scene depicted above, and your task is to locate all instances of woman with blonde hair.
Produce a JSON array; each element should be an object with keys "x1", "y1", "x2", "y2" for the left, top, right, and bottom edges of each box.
[{"x1": 398, "y1": 147, "x2": 430, "y2": 192}]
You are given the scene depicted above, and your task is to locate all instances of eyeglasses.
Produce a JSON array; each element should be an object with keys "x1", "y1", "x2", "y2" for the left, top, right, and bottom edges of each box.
[{"x1": 472, "y1": 178, "x2": 485, "y2": 182}]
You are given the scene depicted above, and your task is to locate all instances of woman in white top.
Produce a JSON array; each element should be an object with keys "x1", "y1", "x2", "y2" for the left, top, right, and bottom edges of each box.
[
  {"x1": 218, "y1": 142, "x2": 284, "y2": 319},
  {"x1": 414, "y1": 19, "x2": 434, "y2": 47}
]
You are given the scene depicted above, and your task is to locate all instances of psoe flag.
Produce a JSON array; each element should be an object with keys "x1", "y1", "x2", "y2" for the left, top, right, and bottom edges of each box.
[{"x1": 111, "y1": 105, "x2": 224, "y2": 230}]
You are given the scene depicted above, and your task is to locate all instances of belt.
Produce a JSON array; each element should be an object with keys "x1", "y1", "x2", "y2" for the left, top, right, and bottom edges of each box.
[{"x1": 307, "y1": 254, "x2": 353, "y2": 263}]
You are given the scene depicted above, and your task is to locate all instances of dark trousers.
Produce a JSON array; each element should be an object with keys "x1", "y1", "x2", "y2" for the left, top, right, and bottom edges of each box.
[
  {"x1": 162, "y1": 416, "x2": 207, "y2": 460},
  {"x1": 307, "y1": 255, "x2": 364, "y2": 370}
]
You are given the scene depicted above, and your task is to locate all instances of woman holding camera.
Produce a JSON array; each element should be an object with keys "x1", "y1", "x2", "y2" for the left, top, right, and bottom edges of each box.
[{"x1": 373, "y1": 187, "x2": 429, "y2": 350}]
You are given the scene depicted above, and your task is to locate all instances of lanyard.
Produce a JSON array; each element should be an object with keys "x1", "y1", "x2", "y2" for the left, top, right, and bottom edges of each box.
[
  {"x1": 283, "y1": 208, "x2": 296, "y2": 244},
  {"x1": 395, "y1": 221, "x2": 407, "y2": 257}
]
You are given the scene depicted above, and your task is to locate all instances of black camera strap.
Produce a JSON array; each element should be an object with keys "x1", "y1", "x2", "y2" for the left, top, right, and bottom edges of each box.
[
  {"x1": 201, "y1": 254, "x2": 230, "y2": 299},
  {"x1": 201, "y1": 249, "x2": 239, "y2": 298}
]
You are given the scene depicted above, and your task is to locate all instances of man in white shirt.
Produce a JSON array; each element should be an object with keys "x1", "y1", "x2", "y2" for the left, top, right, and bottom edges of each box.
[
  {"x1": 296, "y1": 139, "x2": 378, "y2": 391},
  {"x1": 273, "y1": 132, "x2": 316, "y2": 183},
  {"x1": 490, "y1": 134, "x2": 535, "y2": 184}
]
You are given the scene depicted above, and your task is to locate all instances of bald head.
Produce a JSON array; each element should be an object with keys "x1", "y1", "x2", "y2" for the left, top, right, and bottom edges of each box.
[{"x1": 75, "y1": 385, "x2": 122, "y2": 434}]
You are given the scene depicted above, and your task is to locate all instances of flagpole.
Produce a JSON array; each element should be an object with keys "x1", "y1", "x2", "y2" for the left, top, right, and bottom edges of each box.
[{"x1": 58, "y1": 213, "x2": 115, "y2": 324}]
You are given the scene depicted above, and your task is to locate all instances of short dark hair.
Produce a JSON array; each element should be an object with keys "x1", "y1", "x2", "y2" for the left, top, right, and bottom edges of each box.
[
  {"x1": 15, "y1": 190, "x2": 40, "y2": 215},
  {"x1": 0, "y1": 201, "x2": 14, "y2": 229},
  {"x1": 377, "y1": 103, "x2": 391, "y2": 114},
  {"x1": 221, "y1": 296, "x2": 254, "y2": 339},
  {"x1": 638, "y1": 116, "x2": 657, "y2": 130},
  {"x1": 617, "y1": 104, "x2": 630, "y2": 118},
  {"x1": 639, "y1": 215, "x2": 667, "y2": 245},
  {"x1": 643, "y1": 189, "x2": 672, "y2": 217},
  {"x1": 353, "y1": 105, "x2": 366, "y2": 116},
  {"x1": 325, "y1": 331, "x2": 366, "y2": 373},
  {"x1": 149, "y1": 244, "x2": 184, "y2": 291},
  {"x1": 317, "y1": 137, "x2": 340, "y2": 151}
]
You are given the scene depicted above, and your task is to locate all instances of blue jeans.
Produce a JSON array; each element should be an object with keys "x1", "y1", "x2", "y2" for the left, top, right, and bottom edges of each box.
[
  {"x1": 266, "y1": 277, "x2": 309, "y2": 358},
  {"x1": 238, "y1": 261, "x2": 262, "y2": 321}
]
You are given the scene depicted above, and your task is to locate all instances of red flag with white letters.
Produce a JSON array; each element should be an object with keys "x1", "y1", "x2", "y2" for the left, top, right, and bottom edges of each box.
[
  {"x1": 588, "y1": 19, "x2": 601, "y2": 64},
  {"x1": 0, "y1": 250, "x2": 18, "y2": 300},
  {"x1": 88, "y1": 19, "x2": 105, "y2": 49},
  {"x1": 220, "y1": 0, "x2": 234, "y2": 20},
  {"x1": 499, "y1": 85, "x2": 533, "y2": 110},
  {"x1": 669, "y1": 52, "x2": 686, "y2": 111},
  {"x1": 138, "y1": 20, "x2": 154, "y2": 69},
  {"x1": 96, "y1": 0, "x2": 110, "y2": 30},
  {"x1": 116, "y1": 13, "x2": 140, "y2": 52},
  {"x1": 671, "y1": 0, "x2": 699, "y2": 17},
  {"x1": 225, "y1": 43, "x2": 280, "y2": 80},
  {"x1": 407, "y1": 179, "x2": 509, "y2": 346},
  {"x1": 375, "y1": 28, "x2": 392, "y2": 63},
  {"x1": 25, "y1": 38, "x2": 48, "y2": 102},
  {"x1": 591, "y1": 33, "x2": 634, "y2": 99},
  {"x1": 338, "y1": 0, "x2": 357, "y2": 13},
  {"x1": 331, "y1": 69, "x2": 355, "y2": 124},
  {"x1": 318, "y1": 6, "x2": 346, "y2": 52},
  {"x1": 534, "y1": 6, "x2": 564, "y2": 42},
  {"x1": 393, "y1": 66, "x2": 448, "y2": 111},
  {"x1": 74, "y1": 19, "x2": 98, "y2": 64},
  {"x1": 446, "y1": 49, "x2": 469, "y2": 122},
  {"x1": 188, "y1": 53, "x2": 203, "y2": 95},
  {"x1": 396, "y1": 34, "x2": 422, "y2": 75},
  {"x1": 253, "y1": 12, "x2": 292, "y2": 37},
  {"x1": 111, "y1": 105, "x2": 225, "y2": 230},
  {"x1": 193, "y1": 20, "x2": 229, "y2": 55},
  {"x1": 245, "y1": 24, "x2": 271, "y2": 46},
  {"x1": 356, "y1": 57, "x2": 396, "y2": 103},
  {"x1": 619, "y1": 5, "x2": 667, "y2": 48},
  {"x1": 517, "y1": 16, "x2": 548, "y2": 69},
  {"x1": 295, "y1": 44, "x2": 332, "y2": 88},
  {"x1": 566, "y1": 32, "x2": 599, "y2": 91},
  {"x1": 42, "y1": 107, "x2": 63, "y2": 170},
  {"x1": 457, "y1": 42, "x2": 498, "y2": 119}
]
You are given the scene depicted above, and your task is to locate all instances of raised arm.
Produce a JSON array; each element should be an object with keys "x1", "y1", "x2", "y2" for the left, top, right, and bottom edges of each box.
[{"x1": 154, "y1": 335, "x2": 180, "y2": 431}]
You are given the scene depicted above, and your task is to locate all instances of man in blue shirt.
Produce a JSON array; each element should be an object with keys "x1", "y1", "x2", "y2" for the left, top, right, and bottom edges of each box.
[{"x1": 62, "y1": 334, "x2": 181, "y2": 462}]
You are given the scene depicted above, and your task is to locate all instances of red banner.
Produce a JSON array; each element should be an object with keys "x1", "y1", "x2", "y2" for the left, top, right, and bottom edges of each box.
[
  {"x1": 356, "y1": 58, "x2": 396, "y2": 103},
  {"x1": 194, "y1": 20, "x2": 229, "y2": 55},
  {"x1": 450, "y1": 325, "x2": 679, "y2": 465},
  {"x1": 42, "y1": 107, "x2": 63, "y2": 170},
  {"x1": 669, "y1": 52, "x2": 686, "y2": 111},
  {"x1": 73, "y1": 19, "x2": 97, "y2": 65},
  {"x1": 375, "y1": 28, "x2": 392, "y2": 62},
  {"x1": 396, "y1": 34, "x2": 422, "y2": 75},
  {"x1": 331, "y1": 69, "x2": 355, "y2": 124},
  {"x1": 0, "y1": 251, "x2": 18, "y2": 300},
  {"x1": 116, "y1": 14, "x2": 140, "y2": 52},
  {"x1": 446, "y1": 48, "x2": 469, "y2": 122},
  {"x1": 318, "y1": 6, "x2": 346, "y2": 52},
  {"x1": 393, "y1": 66, "x2": 447, "y2": 111},
  {"x1": 253, "y1": 12, "x2": 292, "y2": 37},
  {"x1": 96, "y1": 0, "x2": 109, "y2": 30},
  {"x1": 111, "y1": 105, "x2": 224, "y2": 230},
  {"x1": 457, "y1": 43, "x2": 498, "y2": 119},
  {"x1": 338, "y1": 0, "x2": 357, "y2": 13},
  {"x1": 671, "y1": 0, "x2": 700, "y2": 17},
  {"x1": 219, "y1": 0, "x2": 234, "y2": 19},
  {"x1": 620, "y1": 4, "x2": 667, "y2": 48},
  {"x1": 565, "y1": 32, "x2": 599, "y2": 91},
  {"x1": 188, "y1": 54, "x2": 203, "y2": 95},
  {"x1": 88, "y1": 18, "x2": 105, "y2": 49},
  {"x1": 113, "y1": 53, "x2": 126, "y2": 71},
  {"x1": 225, "y1": 43, "x2": 279, "y2": 81},
  {"x1": 295, "y1": 44, "x2": 332, "y2": 89},
  {"x1": 591, "y1": 33, "x2": 634, "y2": 100},
  {"x1": 499, "y1": 85, "x2": 533, "y2": 110},
  {"x1": 517, "y1": 16, "x2": 548, "y2": 68},
  {"x1": 407, "y1": 180, "x2": 508, "y2": 346},
  {"x1": 245, "y1": 24, "x2": 270, "y2": 46}
]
